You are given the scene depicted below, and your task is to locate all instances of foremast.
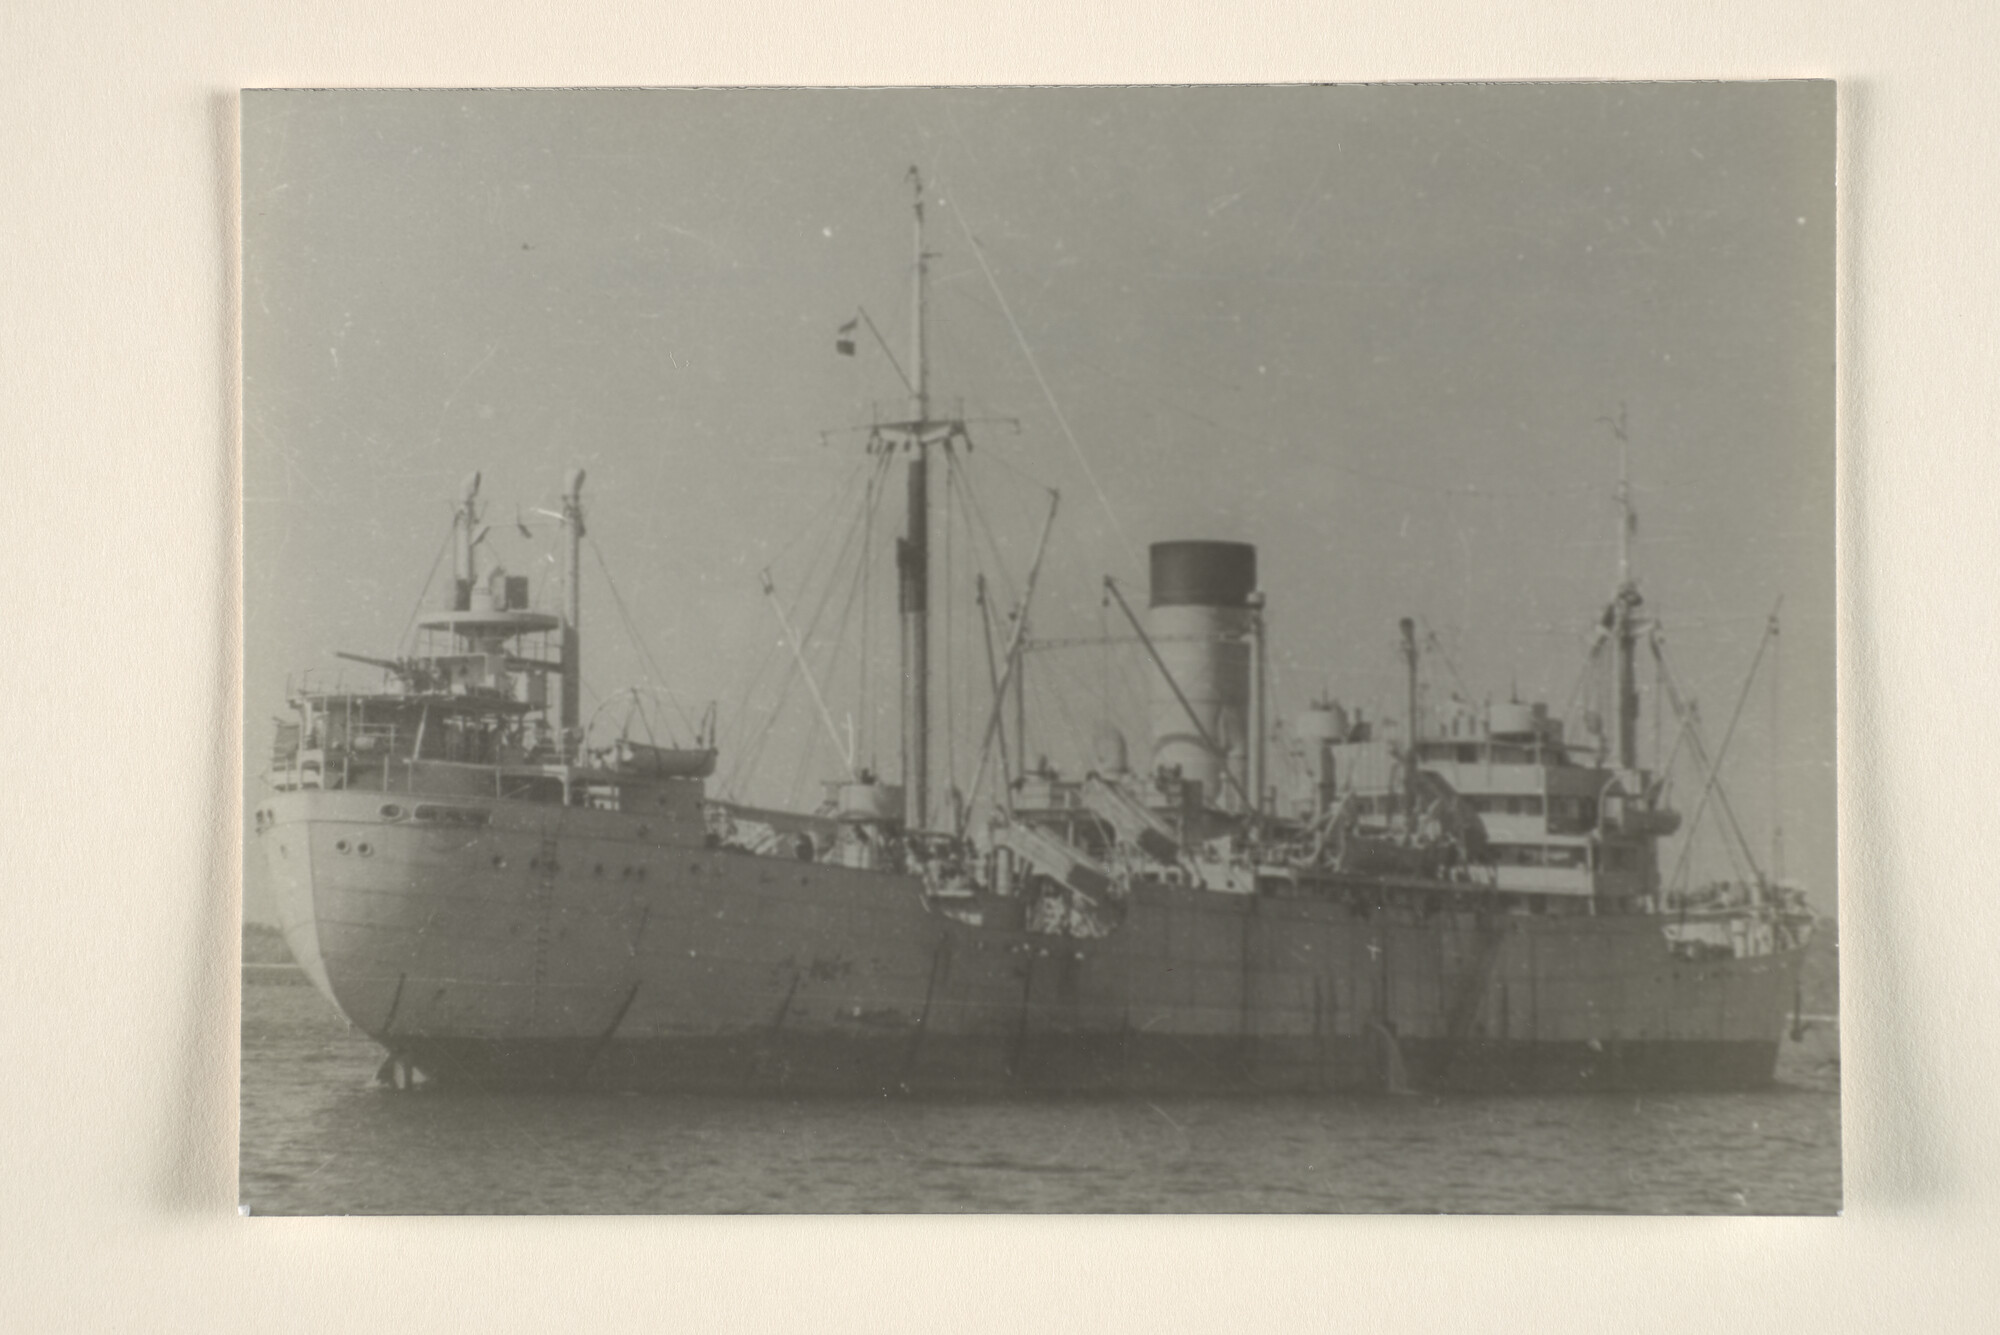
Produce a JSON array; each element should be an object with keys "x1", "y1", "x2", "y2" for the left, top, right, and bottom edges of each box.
[
  {"x1": 881, "y1": 167, "x2": 959, "y2": 832},
  {"x1": 457, "y1": 466, "x2": 586, "y2": 762},
  {"x1": 434, "y1": 467, "x2": 584, "y2": 763}
]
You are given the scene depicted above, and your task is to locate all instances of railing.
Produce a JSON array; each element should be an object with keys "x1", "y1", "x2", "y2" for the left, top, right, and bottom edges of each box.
[{"x1": 265, "y1": 721, "x2": 398, "y2": 792}]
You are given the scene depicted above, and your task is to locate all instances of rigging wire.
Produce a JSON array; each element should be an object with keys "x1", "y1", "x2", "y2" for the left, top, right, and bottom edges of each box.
[
  {"x1": 940, "y1": 183, "x2": 1141, "y2": 572},
  {"x1": 724, "y1": 649, "x2": 797, "y2": 799},
  {"x1": 969, "y1": 437, "x2": 1065, "y2": 502},
  {"x1": 791, "y1": 482, "x2": 889, "y2": 805},
  {"x1": 806, "y1": 474, "x2": 887, "y2": 773},
  {"x1": 940, "y1": 446, "x2": 1057, "y2": 805},
  {"x1": 763, "y1": 452, "x2": 873, "y2": 573},
  {"x1": 944, "y1": 460, "x2": 1015, "y2": 646},
  {"x1": 949, "y1": 448, "x2": 1036, "y2": 613},
  {"x1": 785, "y1": 479, "x2": 878, "y2": 724},
  {"x1": 587, "y1": 536, "x2": 698, "y2": 742},
  {"x1": 942, "y1": 277, "x2": 1602, "y2": 504},
  {"x1": 395, "y1": 520, "x2": 458, "y2": 655},
  {"x1": 973, "y1": 575, "x2": 1013, "y2": 802},
  {"x1": 731, "y1": 460, "x2": 882, "y2": 801},
  {"x1": 1657, "y1": 615, "x2": 1777, "y2": 895},
  {"x1": 717, "y1": 455, "x2": 878, "y2": 793},
  {"x1": 720, "y1": 459, "x2": 876, "y2": 771}
]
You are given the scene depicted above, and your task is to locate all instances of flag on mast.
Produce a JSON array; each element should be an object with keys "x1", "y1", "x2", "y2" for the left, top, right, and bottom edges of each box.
[{"x1": 835, "y1": 316, "x2": 858, "y2": 356}]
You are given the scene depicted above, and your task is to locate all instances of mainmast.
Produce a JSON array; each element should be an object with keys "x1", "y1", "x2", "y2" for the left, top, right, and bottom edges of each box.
[
  {"x1": 559, "y1": 469, "x2": 586, "y2": 759},
  {"x1": 897, "y1": 168, "x2": 938, "y2": 830}
]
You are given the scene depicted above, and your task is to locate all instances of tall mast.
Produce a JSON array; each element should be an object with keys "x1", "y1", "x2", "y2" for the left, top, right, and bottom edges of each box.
[
  {"x1": 1249, "y1": 591, "x2": 1268, "y2": 817},
  {"x1": 1400, "y1": 617, "x2": 1420, "y2": 832},
  {"x1": 1607, "y1": 408, "x2": 1640, "y2": 772},
  {"x1": 559, "y1": 469, "x2": 586, "y2": 759},
  {"x1": 898, "y1": 167, "x2": 934, "y2": 830}
]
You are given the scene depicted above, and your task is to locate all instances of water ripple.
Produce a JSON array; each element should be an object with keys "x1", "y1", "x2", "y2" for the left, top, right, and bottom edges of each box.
[{"x1": 242, "y1": 982, "x2": 1840, "y2": 1215}]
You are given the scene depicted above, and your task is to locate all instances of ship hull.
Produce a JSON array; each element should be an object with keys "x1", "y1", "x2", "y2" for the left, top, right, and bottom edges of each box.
[
  {"x1": 256, "y1": 788, "x2": 1803, "y2": 1096},
  {"x1": 382, "y1": 1032, "x2": 1782, "y2": 1097}
]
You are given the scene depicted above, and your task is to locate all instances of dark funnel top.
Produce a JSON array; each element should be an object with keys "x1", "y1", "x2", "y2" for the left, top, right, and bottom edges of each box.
[{"x1": 1149, "y1": 541, "x2": 1257, "y2": 608}]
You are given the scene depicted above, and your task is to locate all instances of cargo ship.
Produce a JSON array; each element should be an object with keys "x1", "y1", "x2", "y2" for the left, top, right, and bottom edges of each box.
[{"x1": 252, "y1": 174, "x2": 1815, "y2": 1094}]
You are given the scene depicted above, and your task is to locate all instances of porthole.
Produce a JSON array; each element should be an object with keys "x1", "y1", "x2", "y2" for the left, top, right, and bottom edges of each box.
[
  {"x1": 334, "y1": 839, "x2": 351, "y2": 854},
  {"x1": 357, "y1": 842, "x2": 374, "y2": 857},
  {"x1": 492, "y1": 854, "x2": 507, "y2": 870},
  {"x1": 379, "y1": 803, "x2": 405, "y2": 820}
]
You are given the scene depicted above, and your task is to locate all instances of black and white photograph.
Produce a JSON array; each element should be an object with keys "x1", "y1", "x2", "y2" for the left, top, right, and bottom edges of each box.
[{"x1": 240, "y1": 83, "x2": 1837, "y2": 1215}]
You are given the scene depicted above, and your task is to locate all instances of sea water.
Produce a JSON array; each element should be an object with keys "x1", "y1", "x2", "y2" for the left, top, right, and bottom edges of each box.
[{"x1": 240, "y1": 976, "x2": 1841, "y2": 1215}]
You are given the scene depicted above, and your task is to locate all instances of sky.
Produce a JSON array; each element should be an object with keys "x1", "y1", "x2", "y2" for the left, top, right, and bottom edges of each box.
[{"x1": 242, "y1": 84, "x2": 1834, "y2": 917}]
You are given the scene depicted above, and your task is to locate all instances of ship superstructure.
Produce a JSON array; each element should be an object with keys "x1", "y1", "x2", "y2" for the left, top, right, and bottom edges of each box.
[{"x1": 253, "y1": 175, "x2": 1813, "y2": 1095}]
